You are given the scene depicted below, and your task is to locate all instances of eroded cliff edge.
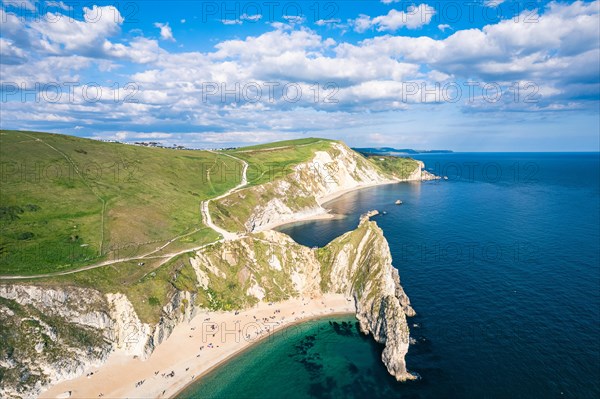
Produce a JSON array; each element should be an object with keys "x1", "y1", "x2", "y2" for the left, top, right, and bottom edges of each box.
[{"x1": 190, "y1": 211, "x2": 416, "y2": 382}]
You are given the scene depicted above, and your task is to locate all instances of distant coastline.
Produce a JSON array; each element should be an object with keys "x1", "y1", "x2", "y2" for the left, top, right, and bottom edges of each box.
[{"x1": 353, "y1": 147, "x2": 454, "y2": 156}]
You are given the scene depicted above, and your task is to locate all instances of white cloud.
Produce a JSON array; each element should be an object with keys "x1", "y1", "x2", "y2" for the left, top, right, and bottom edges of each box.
[
  {"x1": 45, "y1": 1, "x2": 71, "y2": 10},
  {"x1": 180, "y1": 19, "x2": 186, "y2": 24},
  {"x1": 283, "y1": 15, "x2": 306, "y2": 24},
  {"x1": 221, "y1": 19, "x2": 242, "y2": 25},
  {"x1": 3, "y1": 0, "x2": 36, "y2": 11},
  {"x1": 104, "y1": 37, "x2": 163, "y2": 63},
  {"x1": 2, "y1": 0, "x2": 598, "y2": 143},
  {"x1": 0, "y1": 38, "x2": 28, "y2": 64},
  {"x1": 352, "y1": 4, "x2": 436, "y2": 32},
  {"x1": 315, "y1": 18, "x2": 341, "y2": 26},
  {"x1": 483, "y1": 0, "x2": 507, "y2": 8},
  {"x1": 154, "y1": 22, "x2": 175, "y2": 42},
  {"x1": 352, "y1": 15, "x2": 373, "y2": 33},
  {"x1": 28, "y1": 6, "x2": 123, "y2": 55},
  {"x1": 220, "y1": 14, "x2": 262, "y2": 25},
  {"x1": 241, "y1": 14, "x2": 262, "y2": 22},
  {"x1": 381, "y1": 0, "x2": 401, "y2": 4},
  {"x1": 438, "y1": 24, "x2": 451, "y2": 32}
]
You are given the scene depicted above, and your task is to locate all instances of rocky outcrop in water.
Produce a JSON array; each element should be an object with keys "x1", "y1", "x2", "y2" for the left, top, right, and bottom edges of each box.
[
  {"x1": 187, "y1": 210, "x2": 416, "y2": 381},
  {"x1": 320, "y1": 211, "x2": 416, "y2": 380}
]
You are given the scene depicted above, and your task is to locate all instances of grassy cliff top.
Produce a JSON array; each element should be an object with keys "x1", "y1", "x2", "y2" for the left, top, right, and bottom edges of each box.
[
  {"x1": 229, "y1": 137, "x2": 335, "y2": 152},
  {"x1": 227, "y1": 138, "x2": 336, "y2": 186}
]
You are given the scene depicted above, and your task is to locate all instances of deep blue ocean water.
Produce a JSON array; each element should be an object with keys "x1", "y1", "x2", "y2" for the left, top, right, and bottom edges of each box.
[{"x1": 180, "y1": 153, "x2": 600, "y2": 398}]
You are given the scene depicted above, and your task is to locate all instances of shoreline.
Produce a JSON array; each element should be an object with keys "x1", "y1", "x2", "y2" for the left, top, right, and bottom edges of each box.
[
  {"x1": 317, "y1": 178, "x2": 403, "y2": 206},
  {"x1": 172, "y1": 309, "x2": 355, "y2": 398},
  {"x1": 256, "y1": 211, "x2": 343, "y2": 232},
  {"x1": 40, "y1": 295, "x2": 355, "y2": 399},
  {"x1": 261, "y1": 177, "x2": 421, "y2": 232}
]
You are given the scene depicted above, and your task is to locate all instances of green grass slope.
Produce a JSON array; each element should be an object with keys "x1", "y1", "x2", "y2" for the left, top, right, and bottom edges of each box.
[
  {"x1": 226, "y1": 138, "x2": 334, "y2": 186},
  {"x1": 0, "y1": 130, "x2": 241, "y2": 275}
]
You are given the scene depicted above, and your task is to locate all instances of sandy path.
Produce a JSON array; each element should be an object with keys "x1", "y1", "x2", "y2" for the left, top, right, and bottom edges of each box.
[
  {"x1": 200, "y1": 152, "x2": 249, "y2": 241},
  {"x1": 40, "y1": 294, "x2": 355, "y2": 399}
]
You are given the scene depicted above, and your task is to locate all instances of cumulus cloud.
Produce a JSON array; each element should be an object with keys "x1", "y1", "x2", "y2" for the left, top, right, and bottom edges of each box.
[
  {"x1": 2, "y1": 0, "x2": 598, "y2": 144},
  {"x1": 483, "y1": 0, "x2": 507, "y2": 8},
  {"x1": 27, "y1": 6, "x2": 124, "y2": 56},
  {"x1": 352, "y1": 4, "x2": 436, "y2": 32},
  {"x1": 154, "y1": 22, "x2": 175, "y2": 41},
  {"x1": 45, "y1": 1, "x2": 71, "y2": 10}
]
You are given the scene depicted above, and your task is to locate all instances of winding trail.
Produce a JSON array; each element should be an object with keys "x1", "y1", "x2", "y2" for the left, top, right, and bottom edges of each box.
[
  {"x1": 0, "y1": 152, "x2": 248, "y2": 280},
  {"x1": 0, "y1": 241, "x2": 222, "y2": 280},
  {"x1": 200, "y1": 152, "x2": 248, "y2": 241}
]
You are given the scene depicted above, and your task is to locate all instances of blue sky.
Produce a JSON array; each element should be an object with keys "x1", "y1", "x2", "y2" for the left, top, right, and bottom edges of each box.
[{"x1": 1, "y1": 0, "x2": 599, "y2": 150}]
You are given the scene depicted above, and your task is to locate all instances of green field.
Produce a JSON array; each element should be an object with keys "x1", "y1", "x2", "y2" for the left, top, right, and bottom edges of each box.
[
  {"x1": 0, "y1": 130, "x2": 242, "y2": 275},
  {"x1": 227, "y1": 138, "x2": 334, "y2": 186}
]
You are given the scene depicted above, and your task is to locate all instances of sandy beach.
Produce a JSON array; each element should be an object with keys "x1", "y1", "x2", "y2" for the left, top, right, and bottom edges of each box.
[
  {"x1": 40, "y1": 294, "x2": 355, "y2": 399},
  {"x1": 317, "y1": 179, "x2": 402, "y2": 206},
  {"x1": 255, "y1": 211, "x2": 343, "y2": 232},
  {"x1": 255, "y1": 179, "x2": 406, "y2": 232}
]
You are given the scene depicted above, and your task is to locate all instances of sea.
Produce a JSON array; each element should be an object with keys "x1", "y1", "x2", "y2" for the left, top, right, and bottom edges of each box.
[{"x1": 179, "y1": 153, "x2": 600, "y2": 399}]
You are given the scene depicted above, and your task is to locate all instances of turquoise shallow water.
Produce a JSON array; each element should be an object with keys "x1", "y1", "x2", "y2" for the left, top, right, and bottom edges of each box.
[
  {"x1": 180, "y1": 153, "x2": 600, "y2": 398},
  {"x1": 178, "y1": 316, "x2": 407, "y2": 399}
]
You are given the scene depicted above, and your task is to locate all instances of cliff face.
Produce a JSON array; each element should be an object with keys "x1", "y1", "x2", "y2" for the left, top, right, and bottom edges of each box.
[
  {"x1": 187, "y1": 212, "x2": 416, "y2": 381},
  {"x1": 0, "y1": 211, "x2": 416, "y2": 398},
  {"x1": 0, "y1": 285, "x2": 113, "y2": 398},
  {"x1": 318, "y1": 212, "x2": 416, "y2": 380},
  {"x1": 0, "y1": 285, "x2": 198, "y2": 398},
  {"x1": 210, "y1": 142, "x2": 427, "y2": 233}
]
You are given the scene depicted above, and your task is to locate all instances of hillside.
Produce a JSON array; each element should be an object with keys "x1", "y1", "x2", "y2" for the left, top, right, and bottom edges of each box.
[
  {"x1": 211, "y1": 141, "x2": 422, "y2": 233},
  {"x1": 0, "y1": 212, "x2": 416, "y2": 397},
  {"x1": 0, "y1": 130, "x2": 241, "y2": 275},
  {"x1": 0, "y1": 132, "x2": 422, "y2": 276},
  {"x1": 0, "y1": 131, "x2": 430, "y2": 398}
]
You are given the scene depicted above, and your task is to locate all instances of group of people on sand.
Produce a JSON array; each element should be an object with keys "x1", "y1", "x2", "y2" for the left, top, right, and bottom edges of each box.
[{"x1": 88, "y1": 297, "x2": 355, "y2": 399}]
